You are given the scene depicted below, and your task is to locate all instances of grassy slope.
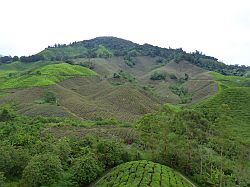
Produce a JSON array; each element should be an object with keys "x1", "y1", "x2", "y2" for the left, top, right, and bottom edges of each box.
[
  {"x1": 0, "y1": 57, "x2": 218, "y2": 122},
  {"x1": 38, "y1": 45, "x2": 88, "y2": 59},
  {"x1": 0, "y1": 61, "x2": 51, "y2": 77},
  {"x1": 95, "y1": 160, "x2": 194, "y2": 187},
  {"x1": 195, "y1": 72, "x2": 250, "y2": 143},
  {"x1": 0, "y1": 63, "x2": 97, "y2": 89}
]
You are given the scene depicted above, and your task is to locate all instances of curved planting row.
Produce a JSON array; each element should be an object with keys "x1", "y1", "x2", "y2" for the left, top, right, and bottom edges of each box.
[{"x1": 95, "y1": 160, "x2": 194, "y2": 187}]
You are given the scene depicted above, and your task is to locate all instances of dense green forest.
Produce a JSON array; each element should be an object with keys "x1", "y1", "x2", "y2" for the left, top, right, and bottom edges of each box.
[
  {"x1": 0, "y1": 37, "x2": 249, "y2": 187},
  {"x1": 0, "y1": 101, "x2": 249, "y2": 186}
]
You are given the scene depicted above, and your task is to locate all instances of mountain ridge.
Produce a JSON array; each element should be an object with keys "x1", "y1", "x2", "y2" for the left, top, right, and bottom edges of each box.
[{"x1": 1, "y1": 36, "x2": 249, "y2": 76}]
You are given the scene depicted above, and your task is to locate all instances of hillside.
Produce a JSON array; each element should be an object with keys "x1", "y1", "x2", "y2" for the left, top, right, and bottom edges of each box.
[
  {"x1": 0, "y1": 62, "x2": 96, "y2": 89},
  {"x1": 0, "y1": 58, "x2": 217, "y2": 121},
  {"x1": 195, "y1": 72, "x2": 250, "y2": 143},
  {"x1": 0, "y1": 37, "x2": 249, "y2": 187}
]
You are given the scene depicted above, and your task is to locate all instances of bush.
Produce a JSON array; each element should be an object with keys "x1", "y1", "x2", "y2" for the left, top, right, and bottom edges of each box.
[
  {"x1": 0, "y1": 172, "x2": 5, "y2": 187},
  {"x1": 0, "y1": 146, "x2": 30, "y2": 178},
  {"x1": 0, "y1": 109, "x2": 12, "y2": 122},
  {"x1": 70, "y1": 155, "x2": 103, "y2": 186},
  {"x1": 55, "y1": 139, "x2": 72, "y2": 167},
  {"x1": 44, "y1": 92, "x2": 57, "y2": 104},
  {"x1": 150, "y1": 71, "x2": 166, "y2": 80},
  {"x1": 96, "y1": 140, "x2": 128, "y2": 168},
  {"x1": 125, "y1": 60, "x2": 136, "y2": 67},
  {"x1": 22, "y1": 154, "x2": 63, "y2": 187}
]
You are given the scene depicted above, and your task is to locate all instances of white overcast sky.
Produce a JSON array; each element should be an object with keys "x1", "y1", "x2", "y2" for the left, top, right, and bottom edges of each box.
[{"x1": 0, "y1": 0, "x2": 249, "y2": 66}]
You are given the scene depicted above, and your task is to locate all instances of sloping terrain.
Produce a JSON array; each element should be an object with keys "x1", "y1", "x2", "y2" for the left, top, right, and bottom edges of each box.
[
  {"x1": 195, "y1": 72, "x2": 250, "y2": 143},
  {"x1": 0, "y1": 76, "x2": 159, "y2": 121},
  {"x1": 0, "y1": 63, "x2": 96, "y2": 89},
  {"x1": 94, "y1": 160, "x2": 195, "y2": 187},
  {"x1": 0, "y1": 57, "x2": 218, "y2": 121}
]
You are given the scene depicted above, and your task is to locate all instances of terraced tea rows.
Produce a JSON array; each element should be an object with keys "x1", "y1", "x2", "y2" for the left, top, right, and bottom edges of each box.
[
  {"x1": 195, "y1": 73, "x2": 250, "y2": 143},
  {"x1": 95, "y1": 160, "x2": 194, "y2": 187},
  {"x1": 0, "y1": 63, "x2": 96, "y2": 89}
]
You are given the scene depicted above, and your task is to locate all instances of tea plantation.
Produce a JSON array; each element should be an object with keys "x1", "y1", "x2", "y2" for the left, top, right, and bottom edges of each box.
[{"x1": 95, "y1": 160, "x2": 194, "y2": 187}]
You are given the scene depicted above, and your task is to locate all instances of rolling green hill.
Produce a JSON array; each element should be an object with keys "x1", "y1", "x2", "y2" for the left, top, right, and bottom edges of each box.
[
  {"x1": 0, "y1": 62, "x2": 96, "y2": 89},
  {"x1": 95, "y1": 160, "x2": 195, "y2": 187},
  {"x1": 195, "y1": 72, "x2": 250, "y2": 143}
]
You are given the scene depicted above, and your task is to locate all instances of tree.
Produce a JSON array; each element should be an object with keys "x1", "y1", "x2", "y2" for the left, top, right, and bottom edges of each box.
[
  {"x1": 150, "y1": 71, "x2": 166, "y2": 80},
  {"x1": 22, "y1": 154, "x2": 63, "y2": 187},
  {"x1": 0, "y1": 146, "x2": 30, "y2": 178},
  {"x1": 12, "y1": 56, "x2": 19, "y2": 61},
  {"x1": 0, "y1": 109, "x2": 12, "y2": 122},
  {"x1": 0, "y1": 172, "x2": 5, "y2": 187},
  {"x1": 0, "y1": 56, "x2": 12, "y2": 63},
  {"x1": 70, "y1": 155, "x2": 103, "y2": 186},
  {"x1": 96, "y1": 140, "x2": 128, "y2": 168}
]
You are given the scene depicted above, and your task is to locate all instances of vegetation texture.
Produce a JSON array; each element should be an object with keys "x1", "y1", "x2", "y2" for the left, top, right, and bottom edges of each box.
[
  {"x1": 95, "y1": 160, "x2": 193, "y2": 187},
  {"x1": 0, "y1": 37, "x2": 249, "y2": 187}
]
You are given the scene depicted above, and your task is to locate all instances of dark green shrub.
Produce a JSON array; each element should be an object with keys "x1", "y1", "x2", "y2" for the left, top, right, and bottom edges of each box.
[
  {"x1": 44, "y1": 92, "x2": 57, "y2": 104},
  {"x1": 125, "y1": 60, "x2": 136, "y2": 67},
  {"x1": 150, "y1": 71, "x2": 166, "y2": 80},
  {"x1": 0, "y1": 172, "x2": 5, "y2": 187},
  {"x1": 96, "y1": 140, "x2": 128, "y2": 169},
  {"x1": 70, "y1": 155, "x2": 103, "y2": 186},
  {"x1": 22, "y1": 154, "x2": 63, "y2": 187},
  {"x1": 0, "y1": 146, "x2": 30, "y2": 178},
  {"x1": 113, "y1": 73, "x2": 121, "y2": 78},
  {"x1": 0, "y1": 109, "x2": 12, "y2": 122}
]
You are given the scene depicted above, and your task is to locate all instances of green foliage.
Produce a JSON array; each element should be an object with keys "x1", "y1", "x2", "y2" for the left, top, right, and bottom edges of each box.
[
  {"x1": 95, "y1": 160, "x2": 193, "y2": 187},
  {"x1": 137, "y1": 104, "x2": 250, "y2": 186},
  {"x1": 22, "y1": 154, "x2": 63, "y2": 187},
  {"x1": 70, "y1": 154, "x2": 103, "y2": 186},
  {"x1": 169, "y1": 84, "x2": 192, "y2": 104},
  {"x1": 244, "y1": 71, "x2": 250, "y2": 78},
  {"x1": 0, "y1": 146, "x2": 30, "y2": 178},
  {"x1": 44, "y1": 91, "x2": 57, "y2": 104},
  {"x1": 0, "y1": 172, "x2": 5, "y2": 187},
  {"x1": 96, "y1": 140, "x2": 129, "y2": 169},
  {"x1": 39, "y1": 45, "x2": 88, "y2": 61},
  {"x1": 95, "y1": 45, "x2": 113, "y2": 58},
  {"x1": 124, "y1": 59, "x2": 136, "y2": 67},
  {"x1": 55, "y1": 139, "x2": 72, "y2": 167},
  {"x1": 0, "y1": 63, "x2": 97, "y2": 89},
  {"x1": 150, "y1": 71, "x2": 167, "y2": 80},
  {"x1": 0, "y1": 108, "x2": 12, "y2": 122},
  {"x1": 112, "y1": 70, "x2": 137, "y2": 84}
]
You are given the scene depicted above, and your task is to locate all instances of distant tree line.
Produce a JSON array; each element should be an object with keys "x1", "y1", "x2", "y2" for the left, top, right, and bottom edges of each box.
[
  {"x1": 0, "y1": 56, "x2": 19, "y2": 63},
  {"x1": 0, "y1": 54, "x2": 44, "y2": 64}
]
